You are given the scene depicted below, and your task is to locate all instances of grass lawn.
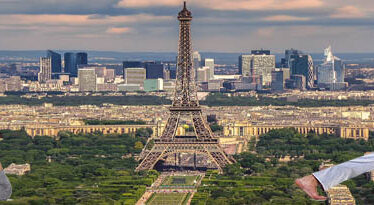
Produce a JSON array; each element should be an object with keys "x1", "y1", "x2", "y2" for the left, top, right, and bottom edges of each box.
[
  {"x1": 161, "y1": 175, "x2": 199, "y2": 186},
  {"x1": 146, "y1": 193, "x2": 189, "y2": 205}
]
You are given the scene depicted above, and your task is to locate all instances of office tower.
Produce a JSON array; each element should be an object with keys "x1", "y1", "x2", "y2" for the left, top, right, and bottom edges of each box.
[
  {"x1": 145, "y1": 62, "x2": 164, "y2": 79},
  {"x1": 124, "y1": 68, "x2": 146, "y2": 86},
  {"x1": 251, "y1": 49, "x2": 271, "y2": 55},
  {"x1": 78, "y1": 68, "x2": 97, "y2": 92},
  {"x1": 289, "y1": 54, "x2": 314, "y2": 89},
  {"x1": 317, "y1": 46, "x2": 346, "y2": 90},
  {"x1": 318, "y1": 46, "x2": 336, "y2": 85},
  {"x1": 202, "y1": 58, "x2": 215, "y2": 80},
  {"x1": 193, "y1": 51, "x2": 201, "y2": 80},
  {"x1": 271, "y1": 70, "x2": 284, "y2": 92},
  {"x1": 282, "y1": 68, "x2": 291, "y2": 82},
  {"x1": 196, "y1": 67, "x2": 210, "y2": 82},
  {"x1": 47, "y1": 50, "x2": 62, "y2": 73},
  {"x1": 239, "y1": 55, "x2": 252, "y2": 77},
  {"x1": 38, "y1": 57, "x2": 52, "y2": 83},
  {"x1": 76, "y1": 52, "x2": 88, "y2": 65},
  {"x1": 281, "y1": 49, "x2": 303, "y2": 68},
  {"x1": 334, "y1": 57, "x2": 345, "y2": 83},
  {"x1": 193, "y1": 51, "x2": 201, "y2": 70},
  {"x1": 64, "y1": 52, "x2": 77, "y2": 76},
  {"x1": 318, "y1": 63, "x2": 335, "y2": 84},
  {"x1": 252, "y1": 53, "x2": 275, "y2": 86},
  {"x1": 123, "y1": 61, "x2": 144, "y2": 79}
]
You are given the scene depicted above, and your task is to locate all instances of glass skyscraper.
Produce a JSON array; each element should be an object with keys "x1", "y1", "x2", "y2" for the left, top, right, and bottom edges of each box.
[
  {"x1": 289, "y1": 54, "x2": 314, "y2": 89},
  {"x1": 47, "y1": 50, "x2": 62, "y2": 73},
  {"x1": 64, "y1": 52, "x2": 88, "y2": 76},
  {"x1": 76, "y1": 52, "x2": 88, "y2": 65},
  {"x1": 64, "y1": 52, "x2": 77, "y2": 76},
  {"x1": 145, "y1": 62, "x2": 164, "y2": 79}
]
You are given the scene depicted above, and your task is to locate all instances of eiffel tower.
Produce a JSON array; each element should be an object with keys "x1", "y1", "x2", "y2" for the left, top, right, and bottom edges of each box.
[{"x1": 136, "y1": 2, "x2": 233, "y2": 173}]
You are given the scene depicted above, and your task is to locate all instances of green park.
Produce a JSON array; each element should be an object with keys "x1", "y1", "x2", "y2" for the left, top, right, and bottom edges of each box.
[{"x1": 0, "y1": 128, "x2": 374, "y2": 204}]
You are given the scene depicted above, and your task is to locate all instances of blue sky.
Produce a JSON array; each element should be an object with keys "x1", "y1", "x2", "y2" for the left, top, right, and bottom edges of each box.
[{"x1": 0, "y1": 0, "x2": 373, "y2": 53}]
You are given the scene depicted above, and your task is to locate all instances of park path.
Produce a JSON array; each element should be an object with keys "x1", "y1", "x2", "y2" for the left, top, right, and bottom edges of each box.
[{"x1": 136, "y1": 171, "x2": 205, "y2": 205}]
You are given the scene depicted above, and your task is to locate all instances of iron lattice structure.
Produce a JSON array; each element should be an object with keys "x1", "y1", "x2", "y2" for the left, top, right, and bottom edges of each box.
[{"x1": 136, "y1": 2, "x2": 233, "y2": 173}]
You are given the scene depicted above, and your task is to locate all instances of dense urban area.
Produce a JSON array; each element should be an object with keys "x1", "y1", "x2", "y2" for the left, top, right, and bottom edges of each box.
[{"x1": 0, "y1": 48, "x2": 374, "y2": 204}]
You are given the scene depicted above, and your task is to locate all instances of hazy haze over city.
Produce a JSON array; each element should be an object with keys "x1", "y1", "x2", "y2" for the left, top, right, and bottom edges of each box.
[{"x1": 0, "y1": 0, "x2": 373, "y2": 52}]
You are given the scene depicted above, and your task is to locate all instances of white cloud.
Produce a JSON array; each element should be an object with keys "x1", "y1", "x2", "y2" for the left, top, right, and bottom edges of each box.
[
  {"x1": 262, "y1": 15, "x2": 310, "y2": 22},
  {"x1": 0, "y1": 14, "x2": 172, "y2": 26},
  {"x1": 330, "y1": 6, "x2": 366, "y2": 19},
  {"x1": 106, "y1": 27, "x2": 133, "y2": 34}
]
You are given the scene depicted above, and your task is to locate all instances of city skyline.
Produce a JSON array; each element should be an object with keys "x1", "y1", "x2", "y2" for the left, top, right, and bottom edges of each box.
[{"x1": 0, "y1": 0, "x2": 373, "y2": 53}]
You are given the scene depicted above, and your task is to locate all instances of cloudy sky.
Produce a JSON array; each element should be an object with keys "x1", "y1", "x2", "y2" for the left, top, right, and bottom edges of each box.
[{"x1": 0, "y1": 0, "x2": 373, "y2": 53}]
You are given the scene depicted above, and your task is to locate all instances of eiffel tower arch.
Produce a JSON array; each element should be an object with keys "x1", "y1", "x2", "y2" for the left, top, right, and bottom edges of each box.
[{"x1": 136, "y1": 2, "x2": 233, "y2": 173}]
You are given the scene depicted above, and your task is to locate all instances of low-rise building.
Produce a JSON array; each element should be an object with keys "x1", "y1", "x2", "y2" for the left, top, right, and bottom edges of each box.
[
  {"x1": 327, "y1": 185, "x2": 356, "y2": 205},
  {"x1": 4, "y1": 163, "x2": 31, "y2": 176}
]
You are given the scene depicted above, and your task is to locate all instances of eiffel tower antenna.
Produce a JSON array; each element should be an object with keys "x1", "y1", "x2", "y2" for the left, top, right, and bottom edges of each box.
[{"x1": 136, "y1": 2, "x2": 233, "y2": 173}]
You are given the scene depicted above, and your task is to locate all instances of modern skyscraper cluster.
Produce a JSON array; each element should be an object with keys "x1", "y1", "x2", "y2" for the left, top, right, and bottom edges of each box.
[
  {"x1": 38, "y1": 50, "x2": 88, "y2": 83},
  {"x1": 192, "y1": 51, "x2": 215, "y2": 82},
  {"x1": 235, "y1": 46, "x2": 345, "y2": 92},
  {"x1": 121, "y1": 61, "x2": 173, "y2": 91}
]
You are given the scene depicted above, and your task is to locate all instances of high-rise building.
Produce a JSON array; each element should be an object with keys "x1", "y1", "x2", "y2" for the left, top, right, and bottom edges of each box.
[
  {"x1": 78, "y1": 68, "x2": 97, "y2": 92},
  {"x1": 239, "y1": 55, "x2": 252, "y2": 77},
  {"x1": 271, "y1": 70, "x2": 284, "y2": 92},
  {"x1": 145, "y1": 62, "x2": 164, "y2": 79},
  {"x1": 123, "y1": 61, "x2": 144, "y2": 79},
  {"x1": 281, "y1": 49, "x2": 303, "y2": 68},
  {"x1": 64, "y1": 53, "x2": 77, "y2": 76},
  {"x1": 47, "y1": 50, "x2": 62, "y2": 73},
  {"x1": 289, "y1": 54, "x2": 314, "y2": 89},
  {"x1": 317, "y1": 46, "x2": 346, "y2": 90},
  {"x1": 318, "y1": 63, "x2": 335, "y2": 84},
  {"x1": 193, "y1": 51, "x2": 201, "y2": 69},
  {"x1": 124, "y1": 68, "x2": 146, "y2": 86},
  {"x1": 252, "y1": 53, "x2": 275, "y2": 86},
  {"x1": 193, "y1": 51, "x2": 201, "y2": 79},
  {"x1": 282, "y1": 68, "x2": 291, "y2": 82},
  {"x1": 202, "y1": 58, "x2": 215, "y2": 80},
  {"x1": 38, "y1": 57, "x2": 52, "y2": 83},
  {"x1": 334, "y1": 57, "x2": 345, "y2": 83},
  {"x1": 76, "y1": 52, "x2": 88, "y2": 66},
  {"x1": 196, "y1": 66, "x2": 210, "y2": 82}
]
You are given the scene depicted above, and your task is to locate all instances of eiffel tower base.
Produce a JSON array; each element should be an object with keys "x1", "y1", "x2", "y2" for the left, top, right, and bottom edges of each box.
[{"x1": 136, "y1": 139, "x2": 232, "y2": 173}]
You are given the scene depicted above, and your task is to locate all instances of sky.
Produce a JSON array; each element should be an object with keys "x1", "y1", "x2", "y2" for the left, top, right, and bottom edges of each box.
[{"x1": 0, "y1": 0, "x2": 373, "y2": 53}]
